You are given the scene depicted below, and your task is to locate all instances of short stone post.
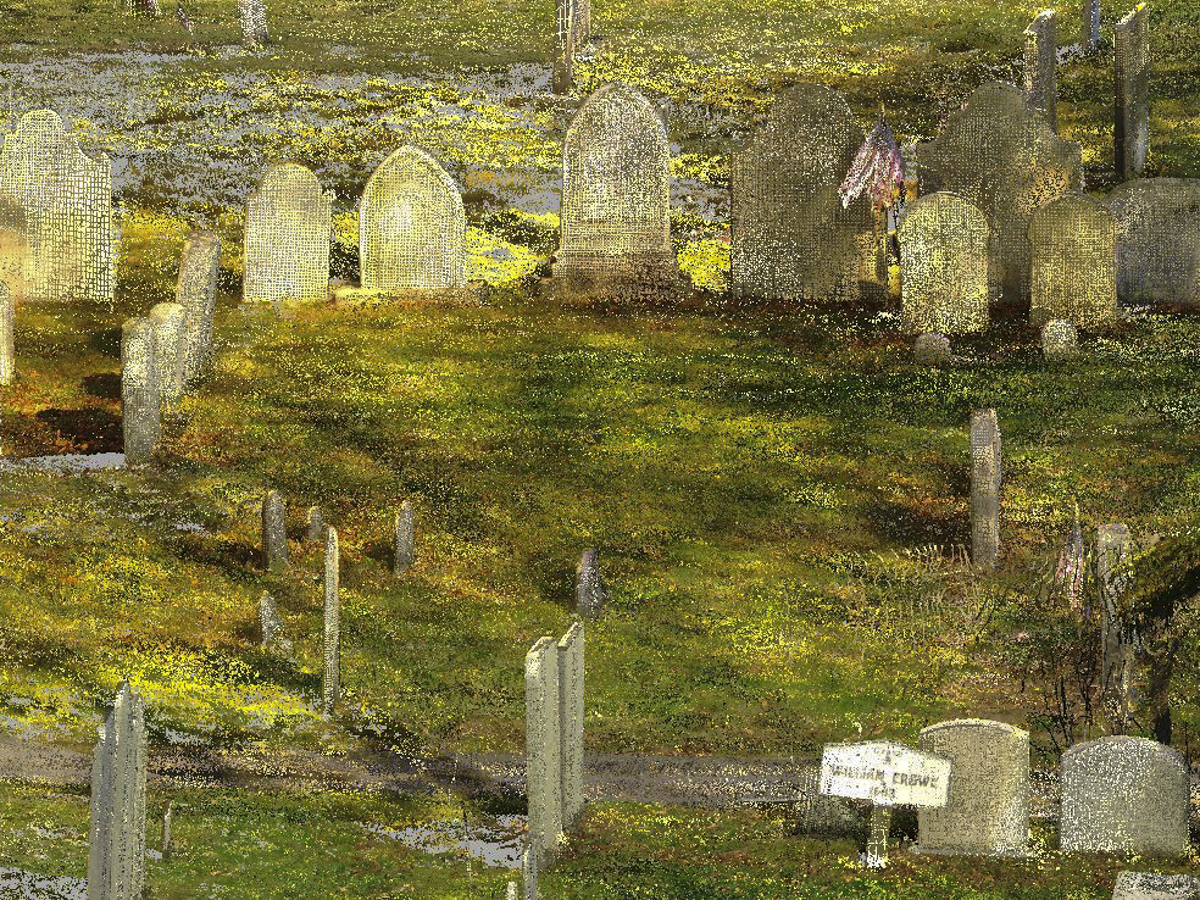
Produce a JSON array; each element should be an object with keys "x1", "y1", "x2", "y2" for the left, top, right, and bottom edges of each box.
[
  {"x1": 1041, "y1": 320, "x2": 1079, "y2": 360},
  {"x1": 521, "y1": 838, "x2": 538, "y2": 900},
  {"x1": 574, "y1": 549, "x2": 608, "y2": 620},
  {"x1": 1098, "y1": 523, "x2": 1138, "y2": 729},
  {"x1": 161, "y1": 801, "x2": 172, "y2": 860},
  {"x1": 506, "y1": 880, "x2": 518, "y2": 900},
  {"x1": 970, "y1": 409, "x2": 1002, "y2": 570},
  {"x1": 238, "y1": 0, "x2": 269, "y2": 44},
  {"x1": 121, "y1": 316, "x2": 160, "y2": 466},
  {"x1": 394, "y1": 500, "x2": 414, "y2": 575},
  {"x1": 913, "y1": 333, "x2": 951, "y2": 365},
  {"x1": 1114, "y1": 4, "x2": 1150, "y2": 180},
  {"x1": 176, "y1": 231, "x2": 220, "y2": 388},
  {"x1": 525, "y1": 636, "x2": 561, "y2": 865},
  {"x1": 261, "y1": 490, "x2": 289, "y2": 572},
  {"x1": 1024, "y1": 10, "x2": 1058, "y2": 130},
  {"x1": 557, "y1": 621, "x2": 585, "y2": 831},
  {"x1": 148, "y1": 302, "x2": 186, "y2": 409},
  {"x1": 259, "y1": 591, "x2": 292, "y2": 655},
  {"x1": 323, "y1": 526, "x2": 340, "y2": 718},
  {"x1": 0, "y1": 280, "x2": 13, "y2": 386},
  {"x1": 87, "y1": 680, "x2": 148, "y2": 900},
  {"x1": 305, "y1": 506, "x2": 323, "y2": 543}
]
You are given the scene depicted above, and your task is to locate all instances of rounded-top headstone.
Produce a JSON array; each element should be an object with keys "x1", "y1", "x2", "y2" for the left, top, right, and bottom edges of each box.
[
  {"x1": 1060, "y1": 735, "x2": 1189, "y2": 854},
  {"x1": 916, "y1": 718, "x2": 1030, "y2": 856},
  {"x1": 1041, "y1": 319, "x2": 1079, "y2": 359},
  {"x1": 913, "y1": 333, "x2": 951, "y2": 365}
]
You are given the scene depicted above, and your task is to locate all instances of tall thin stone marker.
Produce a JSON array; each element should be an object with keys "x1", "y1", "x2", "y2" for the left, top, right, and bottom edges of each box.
[
  {"x1": 323, "y1": 526, "x2": 340, "y2": 718},
  {"x1": 261, "y1": 489, "x2": 289, "y2": 572},
  {"x1": 147, "y1": 302, "x2": 186, "y2": 410},
  {"x1": 557, "y1": 621, "x2": 585, "y2": 832},
  {"x1": 1098, "y1": 523, "x2": 1138, "y2": 728},
  {"x1": 121, "y1": 317, "x2": 160, "y2": 466},
  {"x1": 238, "y1": 0, "x2": 269, "y2": 44},
  {"x1": 1024, "y1": 10, "x2": 1057, "y2": 131},
  {"x1": 970, "y1": 409, "x2": 1002, "y2": 570},
  {"x1": 304, "y1": 506, "x2": 323, "y2": 543},
  {"x1": 525, "y1": 636, "x2": 561, "y2": 865},
  {"x1": 176, "y1": 231, "x2": 220, "y2": 388},
  {"x1": 87, "y1": 680, "x2": 147, "y2": 900},
  {"x1": 575, "y1": 549, "x2": 608, "y2": 620},
  {"x1": 1114, "y1": 4, "x2": 1150, "y2": 180},
  {"x1": 521, "y1": 838, "x2": 538, "y2": 900},
  {"x1": 394, "y1": 500, "x2": 414, "y2": 575},
  {"x1": 1083, "y1": 0, "x2": 1100, "y2": 52},
  {"x1": 506, "y1": 881, "x2": 518, "y2": 900},
  {"x1": 161, "y1": 801, "x2": 172, "y2": 860},
  {"x1": 0, "y1": 280, "x2": 13, "y2": 386}
]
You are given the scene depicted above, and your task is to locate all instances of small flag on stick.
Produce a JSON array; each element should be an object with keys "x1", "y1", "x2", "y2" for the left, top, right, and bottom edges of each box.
[{"x1": 839, "y1": 116, "x2": 904, "y2": 211}]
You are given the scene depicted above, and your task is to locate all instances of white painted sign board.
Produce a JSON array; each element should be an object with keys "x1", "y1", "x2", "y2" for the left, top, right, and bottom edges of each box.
[{"x1": 819, "y1": 740, "x2": 951, "y2": 808}]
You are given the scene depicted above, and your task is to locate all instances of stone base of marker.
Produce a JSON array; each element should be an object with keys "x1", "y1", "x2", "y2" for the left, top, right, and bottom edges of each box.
[
  {"x1": 548, "y1": 250, "x2": 679, "y2": 299},
  {"x1": 1112, "y1": 872, "x2": 1200, "y2": 900},
  {"x1": 332, "y1": 284, "x2": 487, "y2": 306},
  {"x1": 913, "y1": 333, "x2": 951, "y2": 365},
  {"x1": 1042, "y1": 319, "x2": 1079, "y2": 359}
]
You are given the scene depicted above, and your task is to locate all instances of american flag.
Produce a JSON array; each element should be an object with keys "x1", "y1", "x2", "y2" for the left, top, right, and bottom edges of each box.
[
  {"x1": 839, "y1": 119, "x2": 904, "y2": 211},
  {"x1": 177, "y1": 0, "x2": 193, "y2": 32}
]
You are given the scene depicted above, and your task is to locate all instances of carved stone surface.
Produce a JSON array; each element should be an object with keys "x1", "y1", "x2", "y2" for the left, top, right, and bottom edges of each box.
[
  {"x1": 556, "y1": 621, "x2": 585, "y2": 832},
  {"x1": 261, "y1": 489, "x2": 289, "y2": 572},
  {"x1": 1112, "y1": 871, "x2": 1200, "y2": 900},
  {"x1": 87, "y1": 681, "x2": 147, "y2": 900},
  {"x1": 1028, "y1": 194, "x2": 1118, "y2": 327},
  {"x1": 1106, "y1": 178, "x2": 1200, "y2": 306},
  {"x1": 1114, "y1": 5, "x2": 1150, "y2": 180},
  {"x1": 148, "y1": 302, "x2": 186, "y2": 409},
  {"x1": 244, "y1": 164, "x2": 332, "y2": 305},
  {"x1": 394, "y1": 500, "x2": 414, "y2": 575},
  {"x1": 121, "y1": 316, "x2": 160, "y2": 466},
  {"x1": 913, "y1": 333, "x2": 951, "y2": 365},
  {"x1": 1024, "y1": 11, "x2": 1057, "y2": 130},
  {"x1": 176, "y1": 231, "x2": 220, "y2": 387},
  {"x1": 1041, "y1": 319, "x2": 1079, "y2": 359},
  {"x1": 970, "y1": 409, "x2": 1001, "y2": 569},
  {"x1": 323, "y1": 526, "x2": 340, "y2": 717},
  {"x1": 898, "y1": 192, "x2": 990, "y2": 334},
  {"x1": 574, "y1": 548, "x2": 608, "y2": 620},
  {"x1": 0, "y1": 280, "x2": 13, "y2": 385},
  {"x1": 525, "y1": 636, "x2": 561, "y2": 865}
]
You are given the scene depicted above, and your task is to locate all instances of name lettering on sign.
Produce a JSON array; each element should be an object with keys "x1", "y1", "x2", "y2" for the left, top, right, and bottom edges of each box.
[{"x1": 819, "y1": 740, "x2": 951, "y2": 808}]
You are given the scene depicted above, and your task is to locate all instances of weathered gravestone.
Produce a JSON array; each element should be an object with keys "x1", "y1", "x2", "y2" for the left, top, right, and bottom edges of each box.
[
  {"x1": 970, "y1": 409, "x2": 1002, "y2": 570},
  {"x1": 0, "y1": 110, "x2": 114, "y2": 303},
  {"x1": 176, "y1": 231, "x2": 220, "y2": 387},
  {"x1": 0, "y1": 198, "x2": 29, "y2": 308},
  {"x1": 121, "y1": 317, "x2": 159, "y2": 466},
  {"x1": 259, "y1": 590, "x2": 292, "y2": 656},
  {"x1": 526, "y1": 636, "x2": 562, "y2": 865},
  {"x1": 898, "y1": 191, "x2": 990, "y2": 334},
  {"x1": 1083, "y1": 0, "x2": 1100, "y2": 52},
  {"x1": 1042, "y1": 319, "x2": 1079, "y2": 359},
  {"x1": 555, "y1": 0, "x2": 589, "y2": 48},
  {"x1": 557, "y1": 621, "x2": 585, "y2": 831},
  {"x1": 522, "y1": 838, "x2": 539, "y2": 900},
  {"x1": 552, "y1": 26, "x2": 575, "y2": 96},
  {"x1": 820, "y1": 739, "x2": 951, "y2": 868},
  {"x1": 239, "y1": 0, "x2": 269, "y2": 44},
  {"x1": 554, "y1": 83, "x2": 676, "y2": 289},
  {"x1": 1028, "y1": 194, "x2": 1118, "y2": 327},
  {"x1": 1115, "y1": 5, "x2": 1150, "y2": 181},
  {"x1": 0, "y1": 280, "x2": 13, "y2": 385},
  {"x1": 1097, "y1": 523, "x2": 1139, "y2": 729},
  {"x1": 575, "y1": 548, "x2": 608, "y2": 620},
  {"x1": 1024, "y1": 11, "x2": 1058, "y2": 130},
  {"x1": 791, "y1": 763, "x2": 863, "y2": 837},
  {"x1": 913, "y1": 333, "x2": 951, "y2": 365},
  {"x1": 359, "y1": 146, "x2": 465, "y2": 292},
  {"x1": 1112, "y1": 872, "x2": 1200, "y2": 900},
  {"x1": 912, "y1": 82, "x2": 1082, "y2": 309},
  {"x1": 126, "y1": 0, "x2": 161, "y2": 17},
  {"x1": 1106, "y1": 178, "x2": 1200, "y2": 306},
  {"x1": 244, "y1": 164, "x2": 332, "y2": 306},
  {"x1": 305, "y1": 506, "x2": 323, "y2": 543},
  {"x1": 731, "y1": 84, "x2": 883, "y2": 303},
  {"x1": 394, "y1": 500, "x2": 414, "y2": 576},
  {"x1": 1060, "y1": 736, "x2": 1188, "y2": 854},
  {"x1": 161, "y1": 801, "x2": 172, "y2": 860},
  {"x1": 916, "y1": 719, "x2": 1030, "y2": 856},
  {"x1": 87, "y1": 680, "x2": 147, "y2": 900},
  {"x1": 323, "y1": 525, "x2": 340, "y2": 717},
  {"x1": 261, "y1": 489, "x2": 289, "y2": 572},
  {"x1": 147, "y1": 302, "x2": 186, "y2": 409}
]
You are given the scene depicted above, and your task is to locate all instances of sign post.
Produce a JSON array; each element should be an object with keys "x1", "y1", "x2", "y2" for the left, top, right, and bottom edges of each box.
[{"x1": 819, "y1": 739, "x2": 952, "y2": 868}]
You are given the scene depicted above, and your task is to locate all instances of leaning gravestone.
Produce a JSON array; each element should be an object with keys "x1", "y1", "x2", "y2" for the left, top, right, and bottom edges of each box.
[
  {"x1": 557, "y1": 621, "x2": 585, "y2": 832},
  {"x1": 121, "y1": 317, "x2": 160, "y2": 466},
  {"x1": 147, "y1": 302, "x2": 186, "y2": 409},
  {"x1": 730, "y1": 83, "x2": 882, "y2": 303},
  {"x1": 575, "y1": 549, "x2": 608, "y2": 620},
  {"x1": 239, "y1": 0, "x2": 269, "y2": 44},
  {"x1": 87, "y1": 680, "x2": 147, "y2": 900},
  {"x1": 916, "y1": 719, "x2": 1030, "y2": 856},
  {"x1": 526, "y1": 636, "x2": 562, "y2": 866},
  {"x1": 1112, "y1": 872, "x2": 1200, "y2": 900},
  {"x1": 970, "y1": 409, "x2": 1002, "y2": 570},
  {"x1": 244, "y1": 164, "x2": 332, "y2": 306},
  {"x1": 261, "y1": 490, "x2": 289, "y2": 572},
  {"x1": 1060, "y1": 736, "x2": 1188, "y2": 854},
  {"x1": 359, "y1": 146, "x2": 465, "y2": 292},
  {"x1": 1114, "y1": 5, "x2": 1150, "y2": 181},
  {"x1": 394, "y1": 500, "x2": 414, "y2": 575},
  {"x1": 0, "y1": 109, "x2": 114, "y2": 303},
  {"x1": 1028, "y1": 194, "x2": 1118, "y2": 327},
  {"x1": 913, "y1": 333, "x2": 951, "y2": 365},
  {"x1": 1024, "y1": 10, "x2": 1057, "y2": 130},
  {"x1": 912, "y1": 82, "x2": 1083, "y2": 308},
  {"x1": 176, "y1": 231, "x2": 220, "y2": 387},
  {"x1": 1106, "y1": 178, "x2": 1200, "y2": 306},
  {"x1": 323, "y1": 525, "x2": 340, "y2": 717},
  {"x1": 898, "y1": 192, "x2": 990, "y2": 334},
  {"x1": 0, "y1": 280, "x2": 13, "y2": 385},
  {"x1": 1042, "y1": 319, "x2": 1079, "y2": 359},
  {"x1": 554, "y1": 83, "x2": 676, "y2": 289}
]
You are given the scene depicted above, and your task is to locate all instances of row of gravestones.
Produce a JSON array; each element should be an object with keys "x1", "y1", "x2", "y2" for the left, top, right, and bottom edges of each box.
[{"x1": 804, "y1": 720, "x2": 1195, "y2": 859}]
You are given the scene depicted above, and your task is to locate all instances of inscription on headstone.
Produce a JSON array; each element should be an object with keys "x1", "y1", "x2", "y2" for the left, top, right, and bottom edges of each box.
[
  {"x1": 898, "y1": 191, "x2": 990, "y2": 334},
  {"x1": 244, "y1": 164, "x2": 332, "y2": 306},
  {"x1": 1106, "y1": 178, "x2": 1200, "y2": 306},
  {"x1": 1028, "y1": 194, "x2": 1118, "y2": 327}
]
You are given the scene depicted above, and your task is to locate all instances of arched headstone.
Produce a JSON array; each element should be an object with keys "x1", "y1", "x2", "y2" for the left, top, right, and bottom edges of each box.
[
  {"x1": 916, "y1": 719, "x2": 1029, "y2": 856},
  {"x1": 1060, "y1": 735, "x2": 1188, "y2": 854},
  {"x1": 898, "y1": 191, "x2": 990, "y2": 334},
  {"x1": 731, "y1": 84, "x2": 882, "y2": 303},
  {"x1": 244, "y1": 164, "x2": 332, "y2": 305},
  {"x1": 1028, "y1": 194, "x2": 1117, "y2": 327},
  {"x1": 1105, "y1": 178, "x2": 1200, "y2": 306},
  {"x1": 912, "y1": 82, "x2": 1082, "y2": 308},
  {"x1": 554, "y1": 83, "x2": 676, "y2": 287},
  {"x1": 359, "y1": 147, "x2": 465, "y2": 291},
  {"x1": 0, "y1": 110, "x2": 113, "y2": 303}
]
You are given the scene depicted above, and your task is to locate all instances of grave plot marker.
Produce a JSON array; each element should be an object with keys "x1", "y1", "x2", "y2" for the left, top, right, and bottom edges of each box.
[{"x1": 1114, "y1": 5, "x2": 1150, "y2": 180}]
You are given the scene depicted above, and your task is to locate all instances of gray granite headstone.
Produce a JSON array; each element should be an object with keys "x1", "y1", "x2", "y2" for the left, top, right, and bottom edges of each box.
[
  {"x1": 176, "y1": 231, "x2": 220, "y2": 387},
  {"x1": 147, "y1": 302, "x2": 186, "y2": 409},
  {"x1": 970, "y1": 409, "x2": 1002, "y2": 570},
  {"x1": 574, "y1": 548, "x2": 608, "y2": 620},
  {"x1": 121, "y1": 316, "x2": 160, "y2": 466},
  {"x1": 394, "y1": 500, "x2": 414, "y2": 575},
  {"x1": 323, "y1": 525, "x2": 340, "y2": 717},
  {"x1": 1024, "y1": 10, "x2": 1058, "y2": 130},
  {"x1": 305, "y1": 506, "x2": 323, "y2": 543},
  {"x1": 1028, "y1": 193, "x2": 1118, "y2": 327},
  {"x1": 1106, "y1": 178, "x2": 1200, "y2": 306},
  {"x1": 261, "y1": 490, "x2": 289, "y2": 572},
  {"x1": 525, "y1": 636, "x2": 561, "y2": 865},
  {"x1": 87, "y1": 680, "x2": 147, "y2": 900},
  {"x1": 1113, "y1": 872, "x2": 1200, "y2": 900},
  {"x1": 1060, "y1": 736, "x2": 1188, "y2": 854},
  {"x1": 1114, "y1": 5, "x2": 1150, "y2": 180}
]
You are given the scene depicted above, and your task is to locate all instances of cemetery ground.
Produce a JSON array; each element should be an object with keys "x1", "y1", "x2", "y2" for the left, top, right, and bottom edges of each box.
[{"x1": 1, "y1": 0, "x2": 1200, "y2": 897}]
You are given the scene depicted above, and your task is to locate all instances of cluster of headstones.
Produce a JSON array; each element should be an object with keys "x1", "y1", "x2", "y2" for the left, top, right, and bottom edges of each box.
[
  {"x1": 259, "y1": 491, "x2": 415, "y2": 718},
  {"x1": 120, "y1": 232, "x2": 220, "y2": 465}
]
